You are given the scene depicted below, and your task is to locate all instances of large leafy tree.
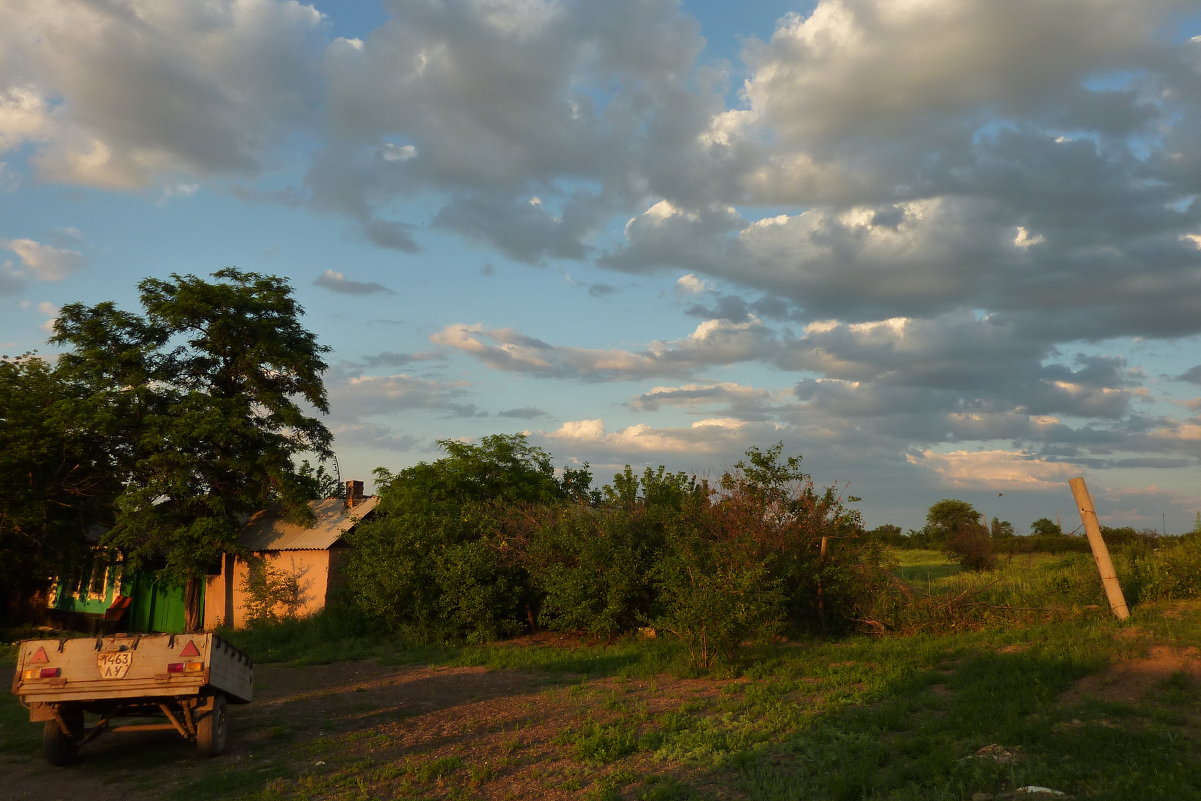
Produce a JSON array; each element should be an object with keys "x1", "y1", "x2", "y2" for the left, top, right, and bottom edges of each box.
[
  {"x1": 51, "y1": 268, "x2": 333, "y2": 629},
  {"x1": 346, "y1": 434, "x2": 583, "y2": 639},
  {"x1": 925, "y1": 499, "x2": 995, "y2": 571},
  {"x1": 0, "y1": 355, "x2": 123, "y2": 622},
  {"x1": 915, "y1": 498, "x2": 984, "y2": 547}
]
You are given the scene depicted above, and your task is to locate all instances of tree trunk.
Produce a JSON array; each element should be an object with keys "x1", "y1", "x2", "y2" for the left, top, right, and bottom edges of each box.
[{"x1": 184, "y1": 575, "x2": 204, "y2": 632}]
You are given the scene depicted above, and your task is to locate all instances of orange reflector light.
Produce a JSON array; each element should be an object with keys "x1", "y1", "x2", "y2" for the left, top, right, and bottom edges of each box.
[
  {"x1": 179, "y1": 640, "x2": 201, "y2": 658},
  {"x1": 167, "y1": 662, "x2": 203, "y2": 674},
  {"x1": 22, "y1": 667, "x2": 61, "y2": 679},
  {"x1": 185, "y1": 661, "x2": 203, "y2": 672}
]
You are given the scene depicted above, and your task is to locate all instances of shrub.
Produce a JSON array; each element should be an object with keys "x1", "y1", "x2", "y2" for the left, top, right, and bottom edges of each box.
[
  {"x1": 996, "y1": 534, "x2": 1089, "y2": 555},
  {"x1": 517, "y1": 505, "x2": 654, "y2": 637},
  {"x1": 946, "y1": 524, "x2": 996, "y2": 572},
  {"x1": 1129, "y1": 535, "x2": 1201, "y2": 602},
  {"x1": 241, "y1": 557, "x2": 306, "y2": 625},
  {"x1": 345, "y1": 503, "x2": 526, "y2": 641},
  {"x1": 654, "y1": 494, "x2": 784, "y2": 669},
  {"x1": 654, "y1": 445, "x2": 893, "y2": 666}
]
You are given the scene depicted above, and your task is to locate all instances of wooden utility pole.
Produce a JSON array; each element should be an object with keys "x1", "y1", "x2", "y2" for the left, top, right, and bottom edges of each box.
[{"x1": 1069, "y1": 477, "x2": 1129, "y2": 621}]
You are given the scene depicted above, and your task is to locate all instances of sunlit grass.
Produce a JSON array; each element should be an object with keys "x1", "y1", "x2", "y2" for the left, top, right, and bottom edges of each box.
[{"x1": 5, "y1": 552, "x2": 1200, "y2": 800}]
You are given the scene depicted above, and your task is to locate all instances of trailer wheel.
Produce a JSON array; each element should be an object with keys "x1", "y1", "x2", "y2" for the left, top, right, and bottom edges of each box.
[
  {"x1": 43, "y1": 707, "x2": 82, "y2": 766},
  {"x1": 196, "y1": 693, "x2": 228, "y2": 757}
]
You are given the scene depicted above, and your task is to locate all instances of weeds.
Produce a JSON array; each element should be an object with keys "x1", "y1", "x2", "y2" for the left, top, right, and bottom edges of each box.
[{"x1": 5, "y1": 551, "x2": 1200, "y2": 800}]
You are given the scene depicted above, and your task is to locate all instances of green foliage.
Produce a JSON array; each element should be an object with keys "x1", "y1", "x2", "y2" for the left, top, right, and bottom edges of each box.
[
  {"x1": 1129, "y1": 535, "x2": 1201, "y2": 602},
  {"x1": 344, "y1": 499, "x2": 525, "y2": 641},
  {"x1": 296, "y1": 459, "x2": 343, "y2": 500},
  {"x1": 868, "y1": 524, "x2": 906, "y2": 546},
  {"x1": 345, "y1": 434, "x2": 569, "y2": 640},
  {"x1": 406, "y1": 433, "x2": 570, "y2": 508},
  {"x1": 655, "y1": 528, "x2": 784, "y2": 670},
  {"x1": 946, "y1": 522, "x2": 996, "y2": 571},
  {"x1": 514, "y1": 466, "x2": 700, "y2": 637},
  {"x1": 924, "y1": 499, "x2": 982, "y2": 546},
  {"x1": 220, "y1": 606, "x2": 410, "y2": 665},
  {"x1": 996, "y1": 533, "x2": 1089, "y2": 555},
  {"x1": 654, "y1": 444, "x2": 890, "y2": 667},
  {"x1": 347, "y1": 439, "x2": 895, "y2": 664},
  {"x1": 1099, "y1": 525, "x2": 1161, "y2": 556},
  {"x1": 517, "y1": 505, "x2": 654, "y2": 637},
  {"x1": 0, "y1": 354, "x2": 121, "y2": 622},
  {"x1": 569, "y1": 721, "x2": 643, "y2": 764},
  {"x1": 875, "y1": 552, "x2": 1108, "y2": 634},
  {"x1": 49, "y1": 269, "x2": 333, "y2": 599},
  {"x1": 1030, "y1": 517, "x2": 1063, "y2": 536}
]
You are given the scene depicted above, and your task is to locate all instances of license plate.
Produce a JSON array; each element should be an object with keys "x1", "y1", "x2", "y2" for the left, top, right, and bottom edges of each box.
[{"x1": 97, "y1": 651, "x2": 133, "y2": 679}]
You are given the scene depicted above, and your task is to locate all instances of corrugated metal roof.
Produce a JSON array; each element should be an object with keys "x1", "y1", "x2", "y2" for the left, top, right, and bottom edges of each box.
[{"x1": 239, "y1": 496, "x2": 380, "y2": 551}]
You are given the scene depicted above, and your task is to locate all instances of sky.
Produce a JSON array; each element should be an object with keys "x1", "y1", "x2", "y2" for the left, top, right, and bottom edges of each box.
[{"x1": 3, "y1": 0, "x2": 1201, "y2": 534}]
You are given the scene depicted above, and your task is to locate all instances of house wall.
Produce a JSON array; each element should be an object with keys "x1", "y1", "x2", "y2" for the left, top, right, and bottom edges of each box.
[
  {"x1": 49, "y1": 561, "x2": 122, "y2": 616},
  {"x1": 203, "y1": 550, "x2": 332, "y2": 630}
]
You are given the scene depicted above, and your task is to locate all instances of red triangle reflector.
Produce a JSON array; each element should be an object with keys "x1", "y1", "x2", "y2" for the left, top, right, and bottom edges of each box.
[
  {"x1": 30, "y1": 647, "x2": 49, "y2": 665},
  {"x1": 179, "y1": 640, "x2": 201, "y2": 658}
]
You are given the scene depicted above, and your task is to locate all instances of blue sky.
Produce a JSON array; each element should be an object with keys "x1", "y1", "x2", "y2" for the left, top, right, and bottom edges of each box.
[{"x1": 4, "y1": 0, "x2": 1201, "y2": 533}]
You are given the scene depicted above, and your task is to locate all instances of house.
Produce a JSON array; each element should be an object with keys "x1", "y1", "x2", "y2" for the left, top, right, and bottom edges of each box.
[
  {"x1": 47, "y1": 542, "x2": 189, "y2": 634},
  {"x1": 202, "y1": 481, "x2": 379, "y2": 630}
]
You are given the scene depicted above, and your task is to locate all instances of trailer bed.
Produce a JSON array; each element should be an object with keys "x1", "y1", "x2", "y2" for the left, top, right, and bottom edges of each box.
[{"x1": 10, "y1": 632, "x2": 253, "y2": 764}]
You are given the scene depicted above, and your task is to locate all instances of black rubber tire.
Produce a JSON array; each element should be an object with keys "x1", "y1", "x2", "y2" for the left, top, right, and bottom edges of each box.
[
  {"x1": 196, "y1": 693, "x2": 228, "y2": 757},
  {"x1": 43, "y1": 707, "x2": 82, "y2": 766}
]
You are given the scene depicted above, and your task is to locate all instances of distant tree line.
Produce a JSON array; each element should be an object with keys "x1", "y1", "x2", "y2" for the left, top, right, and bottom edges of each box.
[{"x1": 869, "y1": 500, "x2": 1188, "y2": 572}]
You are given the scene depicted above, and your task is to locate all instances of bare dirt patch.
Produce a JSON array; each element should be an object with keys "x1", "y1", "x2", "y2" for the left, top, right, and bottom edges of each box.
[
  {"x1": 1, "y1": 659, "x2": 745, "y2": 801},
  {"x1": 1060, "y1": 644, "x2": 1201, "y2": 706}
]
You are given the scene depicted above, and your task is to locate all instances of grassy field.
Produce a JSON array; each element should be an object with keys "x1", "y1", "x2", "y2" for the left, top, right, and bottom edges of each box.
[{"x1": 3, "y1": 551, "x2": 1199, "y2": 800}]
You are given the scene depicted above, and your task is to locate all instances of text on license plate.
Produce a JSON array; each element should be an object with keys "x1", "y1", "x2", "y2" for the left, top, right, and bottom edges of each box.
[{"x1": 97, "y1": 651, "x2": 133, "y2": 679}]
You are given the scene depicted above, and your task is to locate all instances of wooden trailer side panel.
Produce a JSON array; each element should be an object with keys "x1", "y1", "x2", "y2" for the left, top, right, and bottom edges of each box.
[
  {"x1": 12, "y1": 633, "x2": 251, "y2": 706},
  {"x1": 208, "y1": 635, "x2": 253, "y2": 703}
]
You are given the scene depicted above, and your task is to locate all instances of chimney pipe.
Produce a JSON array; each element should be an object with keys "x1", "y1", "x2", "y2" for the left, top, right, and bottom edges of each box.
[{"x1": 345, "y1": 480, "x2": 364, "y2": 508}]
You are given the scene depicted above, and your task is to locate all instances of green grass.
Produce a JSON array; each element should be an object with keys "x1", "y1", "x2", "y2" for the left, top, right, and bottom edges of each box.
[
  {"x1": 891, "y1": 548, "x2": 963, "y2": 584},
  {"x1": 4, "y1": 553, "x2": 1200, "y2": 800},
  {"x1": 218, "y1": 608, "x2": 434, "y2": 665},
  {"x1": 453, "y1": 635, "x2": 688, "y2": 679}
]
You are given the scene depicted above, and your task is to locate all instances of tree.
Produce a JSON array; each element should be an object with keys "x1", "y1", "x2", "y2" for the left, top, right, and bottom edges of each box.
[
  {"x1": 924, "y1": 499, "x2": 994, "y2": 570},
  {"x1": 0, "y1": 355, "x2": 123, "y2": 623},
  {"x1": 868, "y1": 524, "x2": 905, "y2": 546},
  {"x1": 990, "y1": 517, "x2": 1014, "y2": 538},
  {"x1": 655, "y1": 445, "x2": 891, "y2": 665},
  {"x1": 1030, "y1": 518, "x2": 1063, "y2": 537},
  {"x1": 345, "y1": 434, "x2": 581, "y2": 640},
  {"x1": 51, "y1": 269, "x2": 333, "y2": 630},
  {"x1": 516, "y1": 465, "x2": 702, "y2": 637},
  {"x1": 926, "y1": 499, "x2": 982, "y2": 536}
]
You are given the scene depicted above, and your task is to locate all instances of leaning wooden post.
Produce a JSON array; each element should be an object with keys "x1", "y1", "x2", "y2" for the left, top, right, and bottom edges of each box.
[{"x1": 1069, "y1": 477, "x2": 1129, "y2": 620}]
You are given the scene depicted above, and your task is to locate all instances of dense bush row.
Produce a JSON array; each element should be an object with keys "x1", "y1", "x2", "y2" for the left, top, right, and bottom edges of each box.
[
  {"x1": 341, "y1": 436, "x2": 891, "y2": 667},
  {"x1": 326, "y1": 435, "x2": 1201, "y2": 666}
]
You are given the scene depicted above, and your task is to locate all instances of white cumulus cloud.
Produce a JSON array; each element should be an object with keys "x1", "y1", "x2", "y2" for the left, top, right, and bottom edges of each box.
[{"x1": 2, "y1": 238, "x2": 85, "y2": 282}]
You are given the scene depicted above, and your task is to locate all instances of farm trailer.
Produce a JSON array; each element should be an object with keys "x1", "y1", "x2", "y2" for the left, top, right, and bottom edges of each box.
[{"x1": 10, "y1": 632, "x2": 253, "y2": 765}]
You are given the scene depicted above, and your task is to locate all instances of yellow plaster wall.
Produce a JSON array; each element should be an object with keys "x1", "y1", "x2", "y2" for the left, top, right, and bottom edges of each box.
[{"x1": 204, "y1": 550, "x2": 332, "y2": 630}]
